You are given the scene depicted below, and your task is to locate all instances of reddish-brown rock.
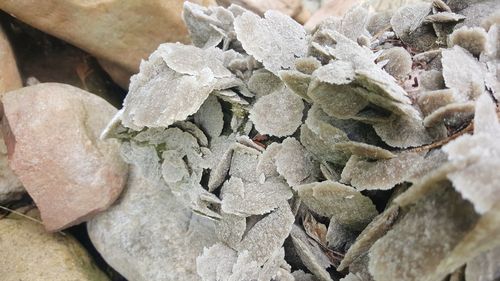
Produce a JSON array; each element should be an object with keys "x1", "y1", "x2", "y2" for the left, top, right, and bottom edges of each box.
[
  {"x1": 0, "y1": 26, "x2": 24, "y2": 203},
  {"x1": 1, "y1": 83, "x2": 128, "y2": 231},
  {"x1": 0, "y1": 0, "x2": 215, "y2": 88}
]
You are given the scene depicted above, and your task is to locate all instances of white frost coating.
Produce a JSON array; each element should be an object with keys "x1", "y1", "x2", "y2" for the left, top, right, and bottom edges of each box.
[
  {"x1": 234, "y1": 10, "x2": 307, "y2": 75},
  {"x1": 442, "y1": 45, "x2": 486, "y2": 102},
  {"x1": 221, "y1": 177, "x2": 293, "y2": 216},
  {"x1": 275, "y1": 138, "x2": 315, "y2": 187},
  {"x1": 158, "y1": 43, "x2": 233, "y2": 78},
  {"x1": 122, "y1": 56, "x2": 214, "y2": 129},
  {"x1": 249, "y1": 87, "x2": 304, "y2": 137},
  {"x1": 443, "y1": 94, "x2": 500, "y2": 214},
  {"x1": 196, "y1": 243, "x2": 237, "y2": 281},
  {"x1": 120, "y1": 43, "x2": 246, "y2": 130},
  {"x1": 194, "y1": 95, "x2": 224, "y2": 139},
  {"x1": 236, "y1": 202, "x2": 295, "y2": 264}
]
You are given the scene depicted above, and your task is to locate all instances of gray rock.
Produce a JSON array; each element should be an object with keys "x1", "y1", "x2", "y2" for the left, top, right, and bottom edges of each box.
[{"x1": 88, "y1": 166, "x2": 218, "y2": 281}]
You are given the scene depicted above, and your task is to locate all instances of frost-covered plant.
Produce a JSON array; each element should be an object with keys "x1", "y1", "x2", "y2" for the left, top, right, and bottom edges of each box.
[{"x1": 103, "y1": 0, "x2": 500, "y2": 280}]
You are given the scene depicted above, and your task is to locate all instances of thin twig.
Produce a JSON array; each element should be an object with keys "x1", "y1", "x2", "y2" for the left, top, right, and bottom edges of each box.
[
  {"x1": 409, "y1": 122, "x2": 474, "y2": 153},
  {"x1": 0, "y1": 205, "x2": 43, "y2": 224}
]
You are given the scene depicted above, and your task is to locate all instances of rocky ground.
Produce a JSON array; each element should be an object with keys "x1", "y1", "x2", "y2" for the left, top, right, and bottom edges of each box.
[{"x1": 0, "y1": 1, "x2": 499, "y2": 281}]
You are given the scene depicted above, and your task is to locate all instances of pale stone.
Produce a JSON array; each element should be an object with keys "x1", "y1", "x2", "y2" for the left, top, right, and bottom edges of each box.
[
  {"x1": 88, "y1": 166, "x2": 218, "y2": 281},
  {"x1": 0, "y1": 26, "x2": 24, "y2": 203},
  {"x1": 0, "y1": 0, "x2": 215, "y2": 87},
  {"x1": 0, "y1": 209, "x2": 109, "y2": 281},
  {"x1": 0, "y1": 26, "x2": 22, "y2": 94},
  {"x1": 1, "y1": 83, "x2": 128, "y2": 231}
]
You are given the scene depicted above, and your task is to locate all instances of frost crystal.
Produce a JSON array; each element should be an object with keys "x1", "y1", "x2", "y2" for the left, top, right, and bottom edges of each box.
[
  {"x1": 234, "y1": 10, "x2": 307, "y2": 75},
  {"x1": 249, "y1": 87, "x2": 304, "y2": 137}
]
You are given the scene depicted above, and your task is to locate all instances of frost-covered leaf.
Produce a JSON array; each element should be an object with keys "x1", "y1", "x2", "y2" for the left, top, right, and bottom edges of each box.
[
  {"x1": 442, "y1": 45, "x2": 486, "y2": 102},
  {"x1": 334, "y1": 142, "x2": 395, "y2": 160},
  {"x1": 247, "y1": 69, "x2": 284, "y2": 98},
  {"x1": 217, "y1": 212, "x2": 246, "y2": 249},
  {"x1": 338, "y1": 205, "x2": 399, "y2": 271},
  {"x1": 425, "y1": 12, "x2": 466, "y2": 23},
  {"x1": 182, "y1": 2, "x2": 240, "y2": 49},
  {"x1": 206, "y1": 135, "x2": 237, "y2": 191},
  {"x1": 308, "y1": 63, "x2": 370, "y2": 119},
  {"x1": 290, "y1": 225, "x2": 333, "y2": 281},
  {"x1": 120, "y1": 141, "x2": 164, "y2": 188},
  {"x1": 449, "y1": 26, "x2": 488, "y2": 57},
  {"x1": 419, "y1": 69, "x2": 446, "y2": 91},
  {"x1": 234, "y1": 10, "x2": 307, "y2": 75},
  {"x1": 338, "y1": 5, "x2": 370, "y2": 41},
  {"x1": 221, "y1": 177, "x2": 293, "y2": 216},
  {"x1": 228, "y1": 143, "x2": 261, "y2": 182},
  {"x1": 294, "y1": 181, "x2": 378, "y2": 231},
  {"x1": 196, "y1": 243, "x2": 237, "y2": 281},
  {"x1": 122, "y1": 50, "x2": 214, "y2": 130},
  {"x1": 249, "y1": 87, "x2": 304, "y2": 137},
  {"x1": 390, "y1": 3, "x2": 436, "y2": 52},
  {"x1": 417, "y1": 89, "x2": 456, "y2": 117},
  {"x1": 237, "y1": 202, "x2": 295, "y2": 264},
  {"x1": 341, "y1": 152, "x2": 426, "y2": 190},
  {"x1": 423, "y1": 101, "x2": 475, "y2": 127},
  {"x1": 368, "y1": 186, "x2": 479, "y2": 281},
  {"x1": 256, "y1": 142, "x2": 282, "y2": 178},
  {"x1": 326, "y1": 217, "x2": 357, "y2": 252},
  {"x1": 443, "y1": 94, "x2": 500, "y2": 214},
  {"x1": 295, "y1": 57, "x2": 322, "y2": 75},
  {"x1": 173, "y1": 121, "x2": 209, "y2": 147},
  {"x1": 159, "y1": 43, "x2": 233, "y2": 77},
  {"x1": 161, "y1": 150, "x2": 189, "y2": 183},
  {"x1": 372, "y1": 113, "x2": 433, "y2": 148},
  {"x1": 377, "y1": 47, "x2": 412, "y2": 81},
  {"x1": 275, "y1": 138, "x2": 317, "y2": 187},
  {"x1": 340, "y1": 273, "x2": 363, "y2": 281},
  {"x1": 299, "y1": 124, "x2": 350, "y2": 165},
  {"x1": 194, "y1": 95, "x2": 224, "y2": 139},
  {"x1": 279, "y1": 70, "x2": 312, "y2": 102},
  {"x1": 291, "y1": 270, "x2": 318, "y2": 281}
]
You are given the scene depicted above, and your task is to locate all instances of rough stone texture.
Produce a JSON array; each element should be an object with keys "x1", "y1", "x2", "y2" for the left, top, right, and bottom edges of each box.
[
  {"x1": 0, "y1": 209, "x2": 109, "y2": 281},
  {"x1": 1, "y1": 83, "x2": 128, "y2": 231},
  {"x1": 0, "y1": 0, "x2": 215, "y2": 88},
  {"x1": 0, "y1": 26, "x2": 24, "y2": 203},
  {"x1": 88, "y1": 166, "x2": 218, "y2": 281}
]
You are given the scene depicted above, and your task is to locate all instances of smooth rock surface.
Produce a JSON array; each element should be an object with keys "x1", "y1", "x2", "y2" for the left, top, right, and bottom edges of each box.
[
  {"x1": 0, "y1": 26, "x2": 22, "y2": 93},
  {"x1": 88, "y1": 166, "x2": 218, "y2": 281},
  {"x1": 0, "y1": 0, "x2": 215, "y2": 88},
  {"x1": 1, "y1": 83, "x2": 128, "y2": 231},
  {"x1": 0, "y1": 26, "x2": 24, "y2": 203},
  {"x1": 0, "y1": 209, "x2": 109, "y2": 281}
]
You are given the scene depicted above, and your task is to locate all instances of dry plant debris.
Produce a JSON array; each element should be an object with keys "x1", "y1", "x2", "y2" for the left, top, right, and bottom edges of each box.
[{"x1": 100, "y1": 0, "x2": 500, "y2": 280}]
